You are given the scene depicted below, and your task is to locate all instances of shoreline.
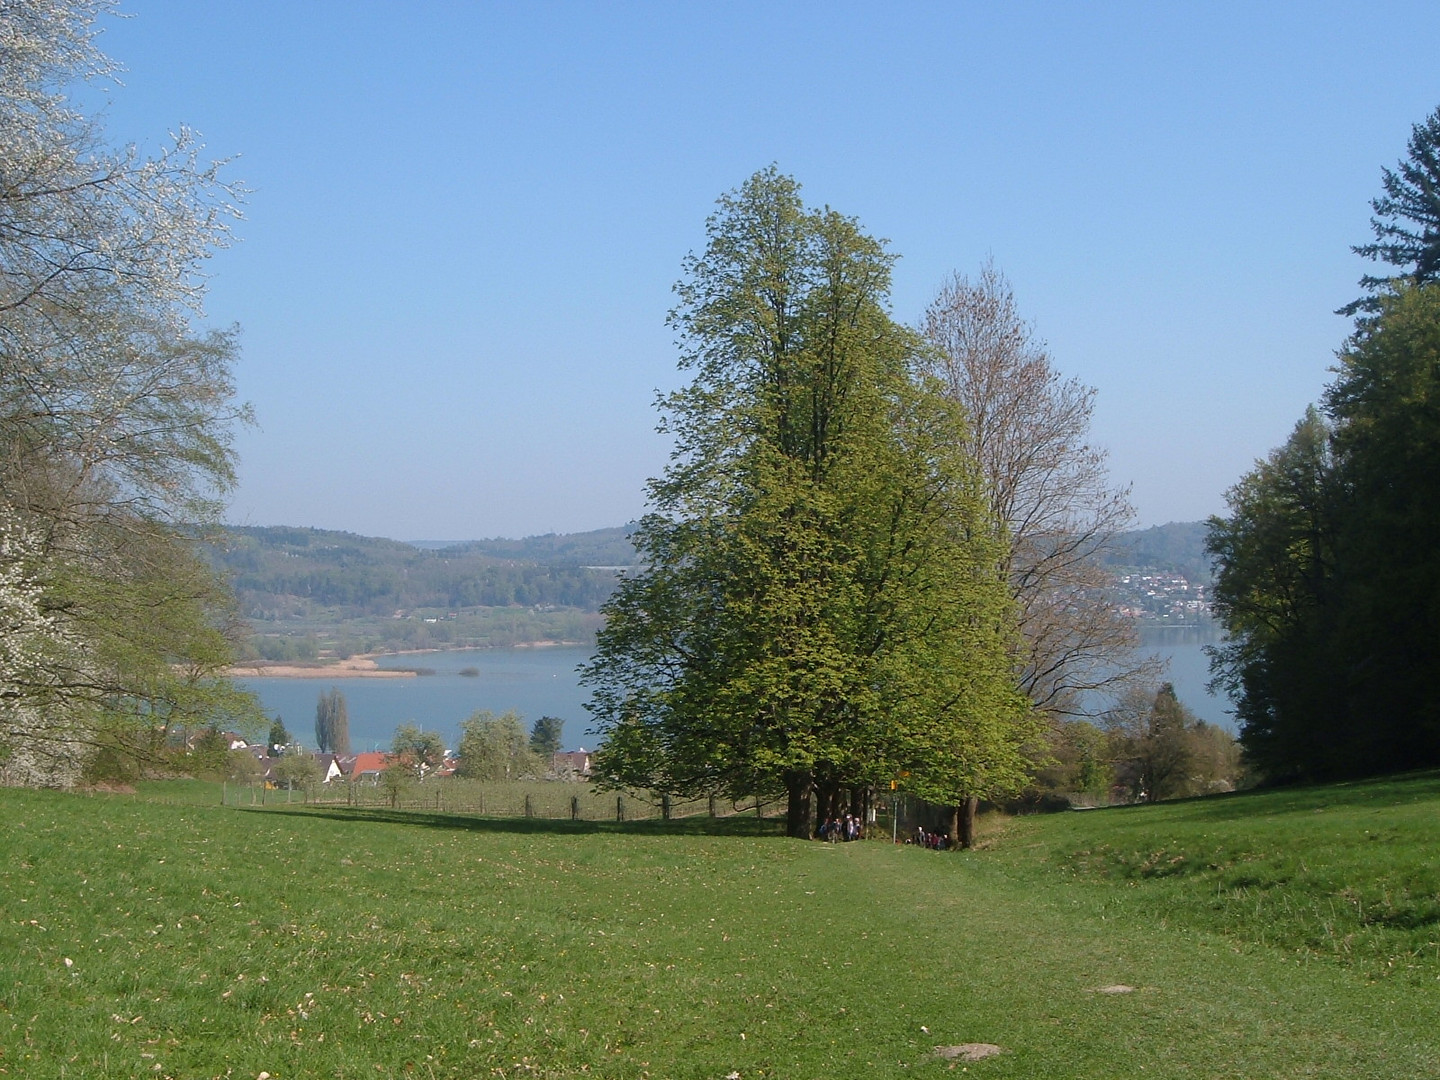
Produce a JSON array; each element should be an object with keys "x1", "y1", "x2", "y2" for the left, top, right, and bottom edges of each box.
[
  {"x1": 225, "y1": 657, "x2": 414, "y2": 680},
  {"x1": 226, "y1": 640, "x2": 589, "y2": 680}
]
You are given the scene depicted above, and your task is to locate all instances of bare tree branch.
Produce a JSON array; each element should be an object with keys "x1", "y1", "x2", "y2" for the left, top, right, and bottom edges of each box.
[{"x1": 919, "y1": 261, "x2": 1159, "y2": 717}]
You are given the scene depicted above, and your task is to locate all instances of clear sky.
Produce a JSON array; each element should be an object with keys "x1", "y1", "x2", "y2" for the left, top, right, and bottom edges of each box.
[{"x1": 87, "y1": 1, "x2": 1440, "y2": 541}]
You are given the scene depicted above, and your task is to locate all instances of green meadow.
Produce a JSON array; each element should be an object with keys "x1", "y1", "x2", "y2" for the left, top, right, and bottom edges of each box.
[{"x1": 3, "y1": 775, "x2": 1439, "y2": 1080}]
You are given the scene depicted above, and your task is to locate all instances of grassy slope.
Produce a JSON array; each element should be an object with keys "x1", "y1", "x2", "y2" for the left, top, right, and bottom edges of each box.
[{"x1": 0, "y1": 775, "x2": 1437, "y2": 1079}]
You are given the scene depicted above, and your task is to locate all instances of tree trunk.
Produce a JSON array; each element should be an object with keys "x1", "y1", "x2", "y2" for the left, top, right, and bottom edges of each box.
[
  {"x1": 814, "y1": 779, "x2": 842, "y2": 835},
  {"x1": 784, "y1": 770, "x2": 813, "y2": 839},
  {"x1": 957, "y1": 796, "x2": 979, "y2": 849}
]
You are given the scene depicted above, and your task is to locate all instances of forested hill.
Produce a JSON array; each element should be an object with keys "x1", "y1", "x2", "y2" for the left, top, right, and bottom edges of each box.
[
  {"x1": 1104, "y1": 521, "x2": 1212, "y2": 582},
  {"x1": 207, "y1": 525, "x2": 636, "y2": 618}
]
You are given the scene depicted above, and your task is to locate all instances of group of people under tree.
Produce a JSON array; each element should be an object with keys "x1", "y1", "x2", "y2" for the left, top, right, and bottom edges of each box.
[
  {"x1": 819, "y1": 812, "x2": 865, "y2": 843},
  {"x1": 912, "y1": 827, "x2": 952, "y2": 851}
]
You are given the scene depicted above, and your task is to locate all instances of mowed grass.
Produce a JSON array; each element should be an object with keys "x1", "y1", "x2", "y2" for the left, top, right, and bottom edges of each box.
[{"x1": 0, "y1": 776, "x2": 1437, "y2": 1079}]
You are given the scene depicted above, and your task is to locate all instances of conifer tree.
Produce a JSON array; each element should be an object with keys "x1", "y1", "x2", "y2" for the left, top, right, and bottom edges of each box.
[{"x1": 1342, "y1": 104, "x2": 1440, "y2": 317}]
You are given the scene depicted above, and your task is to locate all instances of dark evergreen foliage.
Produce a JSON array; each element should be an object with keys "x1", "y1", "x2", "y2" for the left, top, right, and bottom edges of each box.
[
  {"x1": 1342, "y1": 105, "x2": 1440, "y2": 317},
  {"x1": 1209, "y1": 285, "x2": 1440, "y2": 780},
  {"x1": 314, "y1": 687, "x2": 351, "y2": 755},
  {"x1": 529, "y1": 715, "x2": 564, "y2": 757}
]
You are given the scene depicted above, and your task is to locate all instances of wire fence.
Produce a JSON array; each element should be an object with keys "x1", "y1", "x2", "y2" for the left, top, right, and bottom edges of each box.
[{"x1": 221, "y1": 777, "x2": 775, "y2": 822}]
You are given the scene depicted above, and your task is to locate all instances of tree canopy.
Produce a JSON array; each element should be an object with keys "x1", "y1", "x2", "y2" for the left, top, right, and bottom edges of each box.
[
  {"x1": 454, "y1": 710, "x2": 538, "y2": 782},
  {"x1": 584, "y1": 169, "x2": 1034, "y2": 838},
  {"x1": 390, "y1": 723, "x2": 445, "y2": 781},
  {"x1": 529, "y1": 715, "x2": 564, "y2": 758},
  {"x1": 919, "y1": 261, "x2": 1150, "y2": 719}
]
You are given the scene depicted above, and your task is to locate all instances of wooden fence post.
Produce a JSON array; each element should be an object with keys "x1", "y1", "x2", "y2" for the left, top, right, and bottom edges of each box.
[
  {"x1": 616, "y1": 795, "x2": 625, "y2": 822},
  {"x1": 525, "y1": 794, "x2": 534, "y2": 818},
  {"x1": 571, "y1": 795, "x2": 580, "y2": 821},
  {"x1": 661, "y1": 794, "x2": 671, "y2": 821}
]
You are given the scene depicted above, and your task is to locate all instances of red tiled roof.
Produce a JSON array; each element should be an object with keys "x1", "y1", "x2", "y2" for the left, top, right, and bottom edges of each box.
[{"x1": 345, "y1": 751, "x2": 390, "y2": 775}]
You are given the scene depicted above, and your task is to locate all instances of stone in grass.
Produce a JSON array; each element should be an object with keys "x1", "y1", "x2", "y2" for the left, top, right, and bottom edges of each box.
[
  {"x1": 1092, "y1": 984, "x2": 1136, "y2": 994},
  {"x1": 935, "y1": 1044, "x2": 1004, "y2": 1061}
]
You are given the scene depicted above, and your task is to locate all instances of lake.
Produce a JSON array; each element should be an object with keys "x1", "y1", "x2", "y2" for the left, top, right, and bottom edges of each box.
[
  {"x1": 238, "y1": 629, "x2": 1234, "y2": 752},
  {"x1": 236, "y1": 646, "x2": 595, "y2": 752},
  {"x1": 1137, "y1": 625, "x2": 1231, "y2": 730}
]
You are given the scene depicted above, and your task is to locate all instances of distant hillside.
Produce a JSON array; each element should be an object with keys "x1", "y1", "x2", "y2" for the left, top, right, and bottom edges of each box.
[
  {"x1": 206, "y1": 525, "x2": 635, "y2": 660},
  {"x1": 208, "y1": 526, "x2": 630, "y2": 619},
  {"x1": 1107, "y1": 521, "x2": 1212, "y2": 583},
  {"x1": 442, "y1": 526, "x2": 638, "y2": 567}
]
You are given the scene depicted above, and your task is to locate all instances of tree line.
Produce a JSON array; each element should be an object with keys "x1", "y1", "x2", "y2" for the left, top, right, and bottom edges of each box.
[
  {"x1": 212, "y1": 525, "x2": 626, "y2": 617},
  {"x1": 1208, "y1": 105, "x2": 1440, "y2": 782}
]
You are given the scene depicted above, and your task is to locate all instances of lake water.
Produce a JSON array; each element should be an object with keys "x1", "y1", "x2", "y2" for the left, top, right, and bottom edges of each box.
[
  {"x1": 236, "y1": 646, "x2": 595, "y2": 752},
  {"x1": 1137, "y1": 626, "x2": 1232, "y2": 730},
  {"x1": 238, "y1": 629, "x2": 1234, "y2": 752}
]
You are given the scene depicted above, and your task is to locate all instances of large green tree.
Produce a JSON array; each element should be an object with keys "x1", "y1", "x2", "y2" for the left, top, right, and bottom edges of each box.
[
  {"x1": 1207, "y1": 407, "x2": 1342, "y2": 778},
  {"x1": 390, "y1": 723, "x2": 445, "y2": 781},
  {"x1": 529, "y1": 715, "x2": 564, "y2": 758},
  {"x1": 584, "y1": 169, "x2": 1032, "y2": 839}
]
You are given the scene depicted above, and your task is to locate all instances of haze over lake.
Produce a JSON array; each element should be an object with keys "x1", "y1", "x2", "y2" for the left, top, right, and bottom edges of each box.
[{"x1": 238, "y1": 631, "x2": 1230, "y2": 753}]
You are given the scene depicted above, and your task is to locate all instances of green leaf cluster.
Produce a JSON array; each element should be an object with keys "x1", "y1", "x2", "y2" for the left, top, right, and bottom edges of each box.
[{"x1": 453, "y1": 710, "x2": 540, "y2": 782}]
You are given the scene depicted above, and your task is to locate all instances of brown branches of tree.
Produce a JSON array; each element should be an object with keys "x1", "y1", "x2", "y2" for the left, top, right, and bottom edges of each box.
[{"x1": 920, "y1": 261, "x2": 1157, "y2": 717}]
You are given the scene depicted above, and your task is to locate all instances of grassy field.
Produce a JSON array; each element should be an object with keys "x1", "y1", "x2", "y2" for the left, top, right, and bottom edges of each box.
[{"x1": 2, "y1": 775, "x2": 1438, "y2": 1079}]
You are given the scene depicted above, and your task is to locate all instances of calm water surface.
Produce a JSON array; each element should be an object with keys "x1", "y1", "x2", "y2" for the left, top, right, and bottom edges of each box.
[
  {"x1": 1137, "y1": 625, "x2": 1231, "y2": 729},
  {"x1": 237, "y1": 646, "x2": 594, "y2": 752},
  {"x1": 239, "y1": 630, "x2": 1233, "y2": 752}
]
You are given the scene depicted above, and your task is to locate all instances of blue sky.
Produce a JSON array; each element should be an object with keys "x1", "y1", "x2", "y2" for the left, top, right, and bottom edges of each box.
[{"x1": 88, "y1": 1, "x2": 1440, "y2": 540}]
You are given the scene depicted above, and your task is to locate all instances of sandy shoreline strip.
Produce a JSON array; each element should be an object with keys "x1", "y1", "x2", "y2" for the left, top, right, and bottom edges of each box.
[
  {"x1": 225, "y1": 657, "x2": 415, "y2": 680},
  {"x1": 226, "y1": 640, "x2": 588, "y2": 680}
]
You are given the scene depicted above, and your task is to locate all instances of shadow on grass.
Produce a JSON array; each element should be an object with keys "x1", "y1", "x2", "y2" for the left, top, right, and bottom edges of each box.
[{"x1": 236, "y1": 803, "x2": 788, "y2": 839}]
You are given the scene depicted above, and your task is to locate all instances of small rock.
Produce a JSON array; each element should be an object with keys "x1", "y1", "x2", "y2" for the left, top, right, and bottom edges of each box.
[{"x1": 935, "y1": 1044, "x2": 1004, "y2": 1061}]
